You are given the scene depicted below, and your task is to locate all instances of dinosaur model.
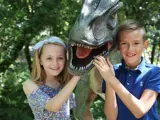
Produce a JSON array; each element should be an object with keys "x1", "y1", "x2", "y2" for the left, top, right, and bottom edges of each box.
[{"x1": 67, "y1": 0, "x2": 123, "y2": 119}]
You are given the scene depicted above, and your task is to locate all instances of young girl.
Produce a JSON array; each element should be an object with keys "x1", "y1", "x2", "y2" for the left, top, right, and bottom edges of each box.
[{"x1": 22, "y1": 36, "x2": 80, "y2": 120}]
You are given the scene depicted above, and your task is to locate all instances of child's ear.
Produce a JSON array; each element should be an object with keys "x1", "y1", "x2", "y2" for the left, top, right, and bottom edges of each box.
[
  {"x1": 144, "y1": 40, "x2": 149, "y2": 49},
  {"x1": 40, "y1": 60, "x2": 43, "y2": 65},
  {"x1": 117, "y1": 45, "x2": 120, "y2": 50}
]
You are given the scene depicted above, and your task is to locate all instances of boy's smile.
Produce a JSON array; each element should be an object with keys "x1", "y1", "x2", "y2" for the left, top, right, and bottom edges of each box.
[{"x1": 119, "y1": 30, "x2": 148, "y2": 69}]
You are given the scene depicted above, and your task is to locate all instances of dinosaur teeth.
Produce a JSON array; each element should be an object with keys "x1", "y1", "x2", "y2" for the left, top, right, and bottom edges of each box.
[
  {"x1": 71, "y1": 43, "x2": 93, "y2": 49},
  {"x1": 70, "y1": 62, "x2": 74, "y2": 69},
  {"x1": 70, "y1": 43, "x2": 94, "y2": 71},
  {"x1": 70, "y1": 64, "x2": 91, "y2": 71}
]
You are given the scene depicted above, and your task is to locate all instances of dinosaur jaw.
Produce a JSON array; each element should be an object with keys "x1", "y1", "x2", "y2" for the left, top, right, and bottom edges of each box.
[{"x1": 68, "y1": 41, "x2": 112, "y2": 75}]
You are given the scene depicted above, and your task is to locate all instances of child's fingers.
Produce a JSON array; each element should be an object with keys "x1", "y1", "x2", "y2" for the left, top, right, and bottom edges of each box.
[
  {"x1": 94, "y1": 56, "x2": 107, "y2": 65},
  {"x1": 93, "y1": 61, "x2": 101, "y2": 71},
  {"x1": 99, "y1": 56, "x2": 107, "y2": 65},
  {"x1": 93, "y1": 59, "x2": 103, "y2": 68},
  {"x1": 106, "y1": 57, "x2": 112, "y2": 67}
]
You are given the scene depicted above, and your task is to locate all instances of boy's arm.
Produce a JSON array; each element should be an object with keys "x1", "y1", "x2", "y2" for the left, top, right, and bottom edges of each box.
[
  {"x1": 105, "y1": 75, "x2": 158, "y2": 119},
  {"x1": 104, "y1": 82, "x2": 118, "y2": 120}
]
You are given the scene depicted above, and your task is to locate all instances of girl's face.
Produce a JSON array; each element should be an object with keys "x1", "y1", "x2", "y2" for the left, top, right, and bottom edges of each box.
[{"x1": 40, "y1": 44, "x2": 66, "y2": 77}]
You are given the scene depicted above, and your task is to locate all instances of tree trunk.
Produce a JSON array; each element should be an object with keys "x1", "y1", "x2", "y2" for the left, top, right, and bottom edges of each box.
[
  {"x1": 24, "y1": 42, "x2": 32, "y2": 72},
  {"x1": 151, "y1": 43, "x2": 156, "y2": 64}
]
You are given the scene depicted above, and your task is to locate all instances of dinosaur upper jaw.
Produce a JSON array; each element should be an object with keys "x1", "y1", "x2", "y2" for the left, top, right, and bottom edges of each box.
[{"x1": 68, "y1": 41, "x2": 113, "y2": 75}]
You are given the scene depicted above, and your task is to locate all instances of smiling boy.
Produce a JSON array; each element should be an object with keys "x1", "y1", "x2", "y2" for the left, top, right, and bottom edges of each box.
[{"x1": 93, "y1": 19, "x2": 160, "y2": 120}]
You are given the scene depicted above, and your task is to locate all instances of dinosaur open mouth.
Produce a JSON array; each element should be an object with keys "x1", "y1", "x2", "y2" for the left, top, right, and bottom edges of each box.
[
  {"x1": 76, "y1": 47, "x2": 92, "y2": 59},
  {"x1": 69, "y1": 41, "x2": 112, "y2": 72}
]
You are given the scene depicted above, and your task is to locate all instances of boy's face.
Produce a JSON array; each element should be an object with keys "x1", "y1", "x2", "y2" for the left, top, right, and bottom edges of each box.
[{"x1": 118, "y1": 30, "x2": 148, "y2": 69}]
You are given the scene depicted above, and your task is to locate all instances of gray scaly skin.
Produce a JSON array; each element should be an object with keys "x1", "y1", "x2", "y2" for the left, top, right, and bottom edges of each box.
[{"x1": 68, "y1": 0, "x2": 123, "y2": 119}]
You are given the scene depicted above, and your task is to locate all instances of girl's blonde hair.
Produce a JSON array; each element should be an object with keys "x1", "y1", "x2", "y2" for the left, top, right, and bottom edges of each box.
[{"x1": 31, "y1": 41, "x2": 72, "y2": 85}]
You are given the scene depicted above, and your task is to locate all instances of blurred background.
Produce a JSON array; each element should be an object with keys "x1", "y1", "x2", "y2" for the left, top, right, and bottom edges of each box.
[{"x1": 0, "y1": 0, "x2": 160, "y2": 119}]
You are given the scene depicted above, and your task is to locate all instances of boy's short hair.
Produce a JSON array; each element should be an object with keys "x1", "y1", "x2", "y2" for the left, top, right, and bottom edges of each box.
[{"x1": 116, "y1": 19, "x2": 146, "y2": 43}]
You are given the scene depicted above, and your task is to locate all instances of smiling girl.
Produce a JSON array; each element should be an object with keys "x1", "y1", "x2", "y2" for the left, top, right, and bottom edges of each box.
[{"x1": 23, "y1": 36, "x2": 80, "y2": 120}]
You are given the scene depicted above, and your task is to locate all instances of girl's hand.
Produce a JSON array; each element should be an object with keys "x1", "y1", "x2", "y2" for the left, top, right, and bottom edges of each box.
[
  {"x1": 93, "y1": 56, "x2": 115, "y2": 81},
  {"x1": 72, "y1": 75, "x2": 81, "y2": 81}
]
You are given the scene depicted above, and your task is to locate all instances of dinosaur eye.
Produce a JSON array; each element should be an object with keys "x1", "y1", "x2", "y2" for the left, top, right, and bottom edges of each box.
[
  {"x1": 111, "y1": 13, "x2": 116, "y2": 19},
  {"x1": 107, "y1": 12, "x2": 117, "y2": 30}
]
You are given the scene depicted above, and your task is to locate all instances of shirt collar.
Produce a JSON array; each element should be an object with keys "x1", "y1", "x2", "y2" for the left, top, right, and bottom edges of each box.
[{"x1": 121, "y1": 57, "x2": 146, "y2": 73}]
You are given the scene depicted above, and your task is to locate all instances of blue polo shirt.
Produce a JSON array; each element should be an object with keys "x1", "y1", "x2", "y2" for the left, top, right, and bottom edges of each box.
[{"x1": 102, "y1": 57, "x2": 160, "y2": 120}]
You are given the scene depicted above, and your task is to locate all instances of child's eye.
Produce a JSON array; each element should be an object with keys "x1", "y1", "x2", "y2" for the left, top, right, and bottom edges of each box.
[
  {"x1": 135, "y1": 42, "x2": 139, "y2": 45},
  {"x1": 120, "y1": 42, "x2": 126, "y2": 45},
  {"x1": 47, "y1": 57, "x2": 52, "y2": 60},
  {"x1": 58, "y1": 57, "x2": 64, "y2": 60}
]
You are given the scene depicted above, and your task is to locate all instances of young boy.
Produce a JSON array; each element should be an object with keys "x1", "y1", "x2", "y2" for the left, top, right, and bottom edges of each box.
[{"x1": 93, "y1": 19, "x2": 160, "y2": 120}]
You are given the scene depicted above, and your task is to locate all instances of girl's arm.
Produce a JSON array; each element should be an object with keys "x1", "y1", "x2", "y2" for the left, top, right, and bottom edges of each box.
[
  {"x1": 93, "y1": 56, "x2": 158, "y2": 119},
  {"x1": 104, "y1": 82, "x2": 118, "y2": 120},
  {"x1": 23, "y1": 76, "x2": 80, "y2": 112},
  {"x1": 45, "y1": 76, "x2": 80, "y2": 112}
]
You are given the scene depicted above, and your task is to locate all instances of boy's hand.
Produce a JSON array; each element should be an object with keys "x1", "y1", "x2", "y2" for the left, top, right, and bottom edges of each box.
[{"x1": 93, "y1": 56, "x2": 115, "y2": 81}]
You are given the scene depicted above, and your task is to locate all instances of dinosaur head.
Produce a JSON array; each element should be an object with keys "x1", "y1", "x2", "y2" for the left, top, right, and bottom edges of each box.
[{"x1": 68, "y1": 0, "x2": 123, "y2": 75}]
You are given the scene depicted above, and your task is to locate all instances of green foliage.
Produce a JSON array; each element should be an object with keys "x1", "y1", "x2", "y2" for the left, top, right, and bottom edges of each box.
[
  {"x1": 0, "y1": 0, "x2": 160, "y2": 119},
  {"x1": 158, "y1": 98, "x2": 160, "y2": 116},
  {"x1": 0, "y1": 0, "x2": 81, "y2": 73},
  {"x1": 0, "y1": 58, "x2": 33, "y2": 119},
  {"x1": 91, "y1": 96, "x2": 106, "y2": 120}
]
